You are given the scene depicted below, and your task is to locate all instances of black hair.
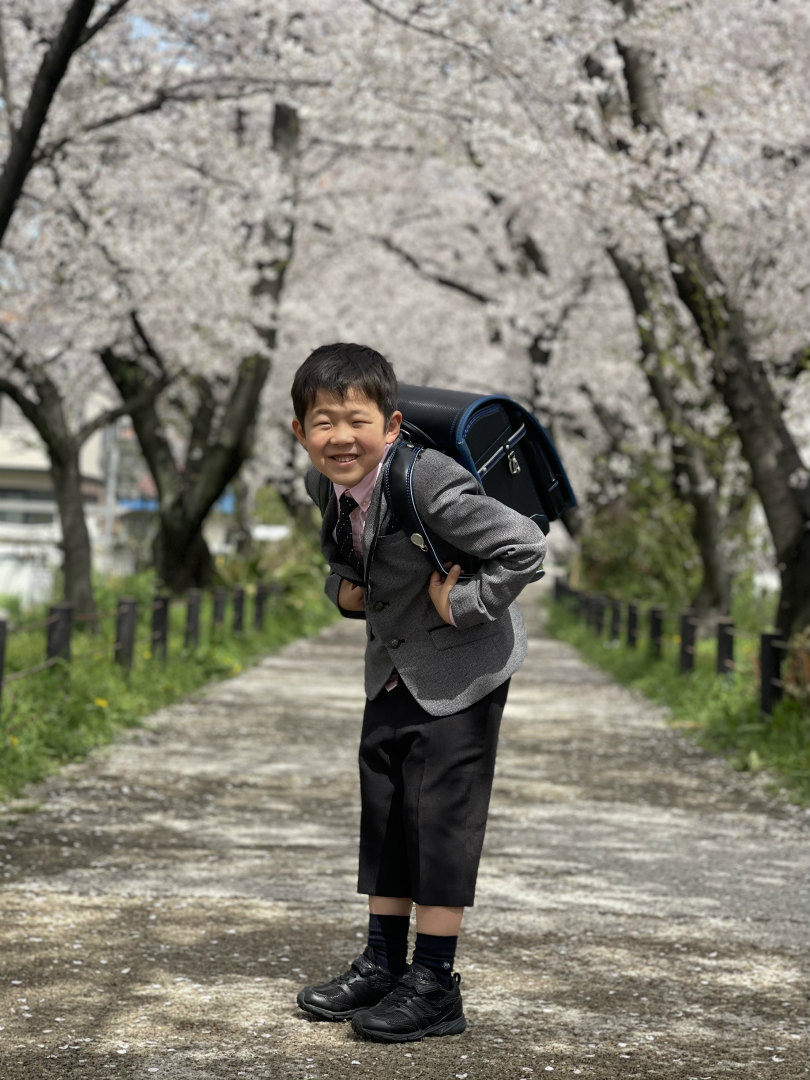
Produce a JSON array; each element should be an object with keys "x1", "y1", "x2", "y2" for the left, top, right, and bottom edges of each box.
[{"x1": 291, "y1": 342, "x2": 398, "y2": 427}]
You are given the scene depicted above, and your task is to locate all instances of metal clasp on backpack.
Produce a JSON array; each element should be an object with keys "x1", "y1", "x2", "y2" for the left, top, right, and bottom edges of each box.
[{"x1": 508, "y1": 450, "x2": 521, "y2": 476}]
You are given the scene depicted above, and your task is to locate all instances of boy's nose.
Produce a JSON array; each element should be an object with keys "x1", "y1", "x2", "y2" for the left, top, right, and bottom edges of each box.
[{"x1": 330, "y1": 424, "x2": 354, "y2": 444}]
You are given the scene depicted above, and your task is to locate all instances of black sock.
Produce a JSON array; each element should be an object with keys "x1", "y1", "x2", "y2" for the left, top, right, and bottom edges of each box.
[
  {"x1": 367, "y1": 913, "x2": 410, "y2": 976},
  {"x1": 412, "y1": 932, "x2": 457, "y2": 989}
]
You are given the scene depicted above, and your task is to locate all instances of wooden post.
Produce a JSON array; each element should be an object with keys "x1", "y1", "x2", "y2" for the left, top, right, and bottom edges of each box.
[
  {"x1": 760, "y1": 632, "x2": 784, "y2": 715},
  {"x1": 233, "y1": 588, "x2": 245, "y2": 634},
  {"x1": 679, "y1": 611, "x2": 696, "y2": 673},
  {"x1": 254, "y1": 583, "x2": 268, "y2": 631},
  {"x1": 627, "y1": 603, "x2": 638, "y2": 649},
  {"x1": 609, "y1": 599, "x2": 621, "y2": 641},
  {"x1": 185, "y1": 589, "x2": 201, "y2": 650},
  {"x1": 649, "y1": 606, "x2": 664, "y2": 661},
  {"x1": 47, "y1": 603, "x2": 74, "y2": 662},
  {"x1": 152, "y1": 595, "x2": 170, "y2": 662},
  {"x1": 212, "y1": 587, "x2": 227, "y2": 633},
  {"x1": 114, "y1": 598, "x2": 137, "y2": 672},
  {"x1": 594, "y1": 596, "x2": 606, "y2": 636},
  {"x1": 716, "y1": 619, "x2": 735, "y2": 675},
  {"x1": 0, "y1": 618, "x2": 6, "y2": 713}
]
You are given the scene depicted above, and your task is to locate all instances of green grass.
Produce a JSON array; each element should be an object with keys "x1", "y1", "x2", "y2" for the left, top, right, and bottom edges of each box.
[
  {"x1": 546, "y1": 600, "x2": 810, "y2": 806},
  {"x1": 0, "y1": 530, "x2": 339, "y2": 800}
]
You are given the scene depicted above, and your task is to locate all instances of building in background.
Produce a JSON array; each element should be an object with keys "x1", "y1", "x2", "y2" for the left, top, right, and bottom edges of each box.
[{"x1": 0, "y1": 395, "x2": 106, "y2": 607}]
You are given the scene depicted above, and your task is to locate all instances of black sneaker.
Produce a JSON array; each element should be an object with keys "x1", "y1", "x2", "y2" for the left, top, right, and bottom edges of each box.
[
  {"x1": 296, "y1": 946, "x2": 399, "y2": 1021},
  {"x1": 351, "y1": 962, "x2": 467, "y2": 1042}
]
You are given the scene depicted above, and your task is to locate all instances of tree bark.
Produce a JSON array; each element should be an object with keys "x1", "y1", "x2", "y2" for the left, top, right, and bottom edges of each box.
[
  {"x1": 50, "y1": 452, "x2": 97, "y2": 618},
  {"x1": 100, "y1": 346, "x2": 272, "y2": 592},
  {"x1": 0, "y1": 0, "x2": 101, "y2": 245},
  {"x1": 606, "y1": 247, "x2": 732, "y2": 617},
  {"x1": 664, "y1": 226, "x2": 810, "y2": 636},
  {"x1": 0, "y1": 372, "x2": 96, "y2": 618}
]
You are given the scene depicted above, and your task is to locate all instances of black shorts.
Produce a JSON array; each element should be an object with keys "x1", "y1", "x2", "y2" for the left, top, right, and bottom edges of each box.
[{"x1": 357, "y1": 677, "x2": 509, "y2": 907}]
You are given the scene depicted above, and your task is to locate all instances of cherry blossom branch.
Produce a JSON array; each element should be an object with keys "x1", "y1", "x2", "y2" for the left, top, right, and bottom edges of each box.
[
  {"x1": 374, "y1": 234, "x2": 494, "y2": 304},
  {"x1": 78, "y1": 0, "x2": 131, "y2": 48},
  {"x1": 0, "y1": 0, "x2": 97, "y2": 245},
  {"x1": 0, "y1": 11, "x2": 15, "y2": 143}
]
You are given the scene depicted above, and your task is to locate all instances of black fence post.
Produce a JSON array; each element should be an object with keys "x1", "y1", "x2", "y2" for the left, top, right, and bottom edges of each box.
[
  {"x1": 627, "y1": 603, "x2": 638, "y2": 649},
  {"x1": 212, "y1": 587, "x2": 228, "y2": 638},
  {"x1": 115, "y1": 598, "x2": 137, "y2": 672},
  {"x1": 679, "y1": 611, "x2": 696, "y2": 673},
  {"x1": 760, "y1": 632, "x2": 785, "y2": 715},
  {"x1": 254, "y1": 583, "x2": 268, "y2": 631},
  {"x1": 717, "y1": 619, "x2": 735, "y2": 675},
  {"x1": 649, "y1": 606, "x2": 664, "y2": 661},
  {"x1": 152, "y1": 594, "x2": 170, "y2": 662},
  {"x1": 233, "y1": 587, "x2": 245, "y2": 635},
  {"x1": 47, "y1": 603, "x2": 74, "y2": 662},
  {"x1": 609, "y1": 599, "x2": 621, "y2": 641},
  {"x1": 185, "y1": 589, "x2": 201, "y2": 650},
  {"x1": 0, "y1": 618, "x2": 6, "y2": 713},
  {"x1": 594, "y1": 596, "x2": 606, "y2": 636}
]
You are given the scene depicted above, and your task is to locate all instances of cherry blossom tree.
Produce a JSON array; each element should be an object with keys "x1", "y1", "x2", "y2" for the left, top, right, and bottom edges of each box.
[
  {"x1": 1, "y1": 2, "x2": 308, "y2": 600},
  {"x1": 339, "y1": 0, "x2": 810, "y2": 635}
]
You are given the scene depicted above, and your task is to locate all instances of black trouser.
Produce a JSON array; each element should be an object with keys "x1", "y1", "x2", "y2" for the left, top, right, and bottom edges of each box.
[{"x1": 357, "y1": 677, "x2": 509, "y2": 907}]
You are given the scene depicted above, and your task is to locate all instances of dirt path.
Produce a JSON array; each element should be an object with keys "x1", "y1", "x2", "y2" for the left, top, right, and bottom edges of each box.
[{"x1": 1, "y1": 595, "x2": 808, "y2": 1080}]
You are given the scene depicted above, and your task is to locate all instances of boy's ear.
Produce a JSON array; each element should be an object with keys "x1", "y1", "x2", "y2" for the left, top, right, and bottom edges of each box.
[
  {"x1": 386, "y1": 410, "x2": 403, "y2": 444},
  {"x1": 292, "y1": 418, "x2": 308, "y2": 448}
]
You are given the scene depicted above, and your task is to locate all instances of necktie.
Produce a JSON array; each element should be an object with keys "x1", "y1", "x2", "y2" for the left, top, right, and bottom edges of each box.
[{"x1": 336, "y1": 492, "x2": 364, "y2": 578}]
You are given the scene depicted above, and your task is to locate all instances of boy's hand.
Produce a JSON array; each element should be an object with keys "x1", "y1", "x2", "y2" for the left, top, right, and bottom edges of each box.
[
  {"x1": 428, "y1": 563, "x2": 461, "y2": 624},
  {"x1": 338, "y1": 578, "x2": 365, "y2": 612}
]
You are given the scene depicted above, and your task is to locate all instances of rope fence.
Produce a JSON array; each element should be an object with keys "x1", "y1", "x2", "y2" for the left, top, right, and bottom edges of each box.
[{"x1": 553, "y1": 578, "x2": 810, "y2": 717}]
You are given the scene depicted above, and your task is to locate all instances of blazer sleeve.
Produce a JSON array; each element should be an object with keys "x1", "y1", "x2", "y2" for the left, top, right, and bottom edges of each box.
[{"x1": 411, "y1": 450, "x2": 546, "y2": 630}]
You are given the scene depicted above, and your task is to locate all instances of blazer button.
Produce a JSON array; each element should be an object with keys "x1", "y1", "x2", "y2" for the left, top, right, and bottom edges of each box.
[
  {"x1": 388, "y1": 638, "x2": 401, "y2": 649},
  {"x1": 372, "y1": 601, "x2": 387, "y2": 612}
]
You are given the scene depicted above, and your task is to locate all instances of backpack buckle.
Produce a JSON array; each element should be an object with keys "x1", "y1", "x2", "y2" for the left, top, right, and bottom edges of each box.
[{"x1": 508, "y1": 450, "x2": 521, "y2": 476}]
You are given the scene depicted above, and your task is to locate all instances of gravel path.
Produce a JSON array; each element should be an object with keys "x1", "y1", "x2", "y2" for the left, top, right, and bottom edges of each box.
[{"x1": 1, "y1": 593, "x2": 808, "y2": 1080}]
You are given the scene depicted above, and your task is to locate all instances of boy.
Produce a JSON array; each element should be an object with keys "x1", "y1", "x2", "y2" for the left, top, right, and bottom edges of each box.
[{"x1": 291, "y1": 343, "x2": 546, "y2": 1043}]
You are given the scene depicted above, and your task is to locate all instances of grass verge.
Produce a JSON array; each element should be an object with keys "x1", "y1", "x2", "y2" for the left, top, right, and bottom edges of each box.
[
  {"x1": 0, "y1": 533, "x2": 338, "y2": 801},
  {"x1": 546, "y1": 600, "x2": 810, "y2": 807}
]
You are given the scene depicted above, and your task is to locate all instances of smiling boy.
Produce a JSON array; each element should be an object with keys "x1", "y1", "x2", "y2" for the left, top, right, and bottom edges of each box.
[{"x1": 290, "y1": 343, "x2": 546, "y2": 1042}]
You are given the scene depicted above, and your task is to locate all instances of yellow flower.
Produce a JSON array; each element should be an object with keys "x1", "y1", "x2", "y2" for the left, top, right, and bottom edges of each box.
[
  {"x1": 8, "y1": 735, "x2": 19, "y2": 747},
  {"x1": 93, "y1": 698, "x2": 109, "y2": 708}
]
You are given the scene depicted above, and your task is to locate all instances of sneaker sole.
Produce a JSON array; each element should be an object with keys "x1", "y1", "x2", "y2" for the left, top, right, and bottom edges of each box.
[{"x1": 351, "y1": 1014, "x2": 467, "y2": 1042}]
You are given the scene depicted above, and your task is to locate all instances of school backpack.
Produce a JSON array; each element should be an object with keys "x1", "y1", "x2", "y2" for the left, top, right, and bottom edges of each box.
[{"x1": 386, "y1": 383, "x2": 576, "y2": 577}]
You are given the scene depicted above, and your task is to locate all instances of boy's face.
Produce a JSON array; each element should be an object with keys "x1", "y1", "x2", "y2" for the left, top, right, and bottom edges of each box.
[{"x1": 292, "y1": 388, "x2": 402, "y2": 489}]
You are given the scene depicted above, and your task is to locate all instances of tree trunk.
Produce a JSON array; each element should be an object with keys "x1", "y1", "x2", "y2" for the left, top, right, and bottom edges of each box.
[
  {"x1": 151, "y1": 514, "x2": 214, "y2": 593},
  {"x1": 0, "y1": 374, "x2": 97, "y2": 620},
  {"x1": 50, "y1": 453, "x2": 97, "y2": 618},
  {"x1": 100, "y1": 345, "x2": 272, "y2": 593},
  {"x1": 607, "y1": 247, "x2": 732, "y2": 618},
  {"x1": 664, "y1": 227, "x2": 810, "y2": 637},
  {"x1": 0, "y1": 0, "x2": 100, "y2": 246}
]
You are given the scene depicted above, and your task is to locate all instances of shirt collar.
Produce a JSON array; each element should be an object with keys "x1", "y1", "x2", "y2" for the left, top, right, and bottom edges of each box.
[{"x1": 334, "y1": 441, "x2": 395, "y2": 511}]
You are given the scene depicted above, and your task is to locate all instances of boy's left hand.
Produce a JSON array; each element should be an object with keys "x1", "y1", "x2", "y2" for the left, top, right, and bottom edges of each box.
[{"x1": 428, "y1": 563, "x2": 461, "y2": 624}]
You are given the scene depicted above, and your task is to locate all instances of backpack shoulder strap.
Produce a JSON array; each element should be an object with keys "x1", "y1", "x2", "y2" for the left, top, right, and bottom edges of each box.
[
  {"x1": 317, "y1": 472, "x2": 333, "y2": 516},
  {"x1": 384, "y1": 442, "x2": 475, "y2": 579}
]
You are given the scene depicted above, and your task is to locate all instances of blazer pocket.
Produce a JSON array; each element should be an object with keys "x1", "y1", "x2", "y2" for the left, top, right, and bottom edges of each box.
[{"x1": 427, "y1": 620, "x2": 500, "y2": 652}]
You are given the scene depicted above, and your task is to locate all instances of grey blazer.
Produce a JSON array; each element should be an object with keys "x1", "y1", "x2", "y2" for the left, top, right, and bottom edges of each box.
[{"x1": 307, "y1": 446, "x2": 546, "y2": 716}]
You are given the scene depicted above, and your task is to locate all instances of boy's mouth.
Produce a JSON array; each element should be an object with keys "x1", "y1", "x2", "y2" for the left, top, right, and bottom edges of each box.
[{"x1": 331, "y1": 454, "x2": 359, "y2": 464}]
